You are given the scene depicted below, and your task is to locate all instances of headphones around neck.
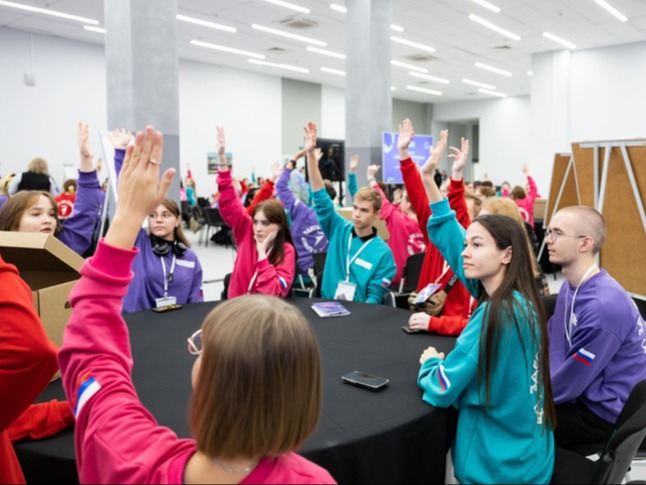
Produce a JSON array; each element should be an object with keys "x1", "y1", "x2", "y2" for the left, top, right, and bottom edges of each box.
[{"x1": 150, "y1": 233, "x2": 187, "y2": 257}]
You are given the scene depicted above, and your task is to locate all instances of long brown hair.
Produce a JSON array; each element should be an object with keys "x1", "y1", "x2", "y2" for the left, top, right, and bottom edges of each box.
[
  {"x1": 252, "y1": 200, "x2": 295, "y2": 266},
  {"x1": 190, "y1": 295, "x2": 322, "y2": 459},
  {"x1": 0, "y1": 191, "x2": 62, "y2": 235},
  {"x1": 472, "y1": 214, "x2": 555, "y2": 430}
]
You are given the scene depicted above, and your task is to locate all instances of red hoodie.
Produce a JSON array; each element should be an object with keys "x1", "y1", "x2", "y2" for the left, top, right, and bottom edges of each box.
[{"x1": 400, "y1": 158, "x2": 474, "y2": 336}]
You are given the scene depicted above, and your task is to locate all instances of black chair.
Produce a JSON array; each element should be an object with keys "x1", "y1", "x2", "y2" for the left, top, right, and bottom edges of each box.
[
  {"x1": 385, "y1": 252, "x2": 426, "y2": 309},
  {"x1": 200, "y1": 207, "x2": 227, "y2": 246},
  {"x1": 312, "y1": 252, "x2": 327, "y2": 298},
  {"x1": 292, "y1": 263, "x2": 316, "y2": 298},
  {"x1": 551, "y1": 378, "x2": 646, "y2": 484},
  {"x1": 180, "y1": 200, "x2": 191, "y2": 225}
]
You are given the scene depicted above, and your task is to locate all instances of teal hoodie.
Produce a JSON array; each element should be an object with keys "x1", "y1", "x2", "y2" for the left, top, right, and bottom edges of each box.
[
  {"x1": 418, "y1": 198, "x2": 554, "y2": 484},
  {"x1": 312, "y1": 188, "x2": 395, "y2": 304}
]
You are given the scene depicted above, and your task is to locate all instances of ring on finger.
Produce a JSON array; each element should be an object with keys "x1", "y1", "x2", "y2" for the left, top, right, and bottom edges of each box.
[{"x1": 149, "y1": 159, "x2": 161, "y2": 165}]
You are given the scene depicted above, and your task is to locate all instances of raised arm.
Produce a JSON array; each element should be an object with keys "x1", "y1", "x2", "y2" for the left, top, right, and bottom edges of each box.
[
  {"x1": 245, "y1": 162, "x2": 279, "y2": 216},
  {"x1": 420, "y1": 130, "x2": 448, "y2": 204},
  {"x1": 304, "y1": 122, "x2": 324, "y2": 191},
  {"x1": 367, "y1": 164, "x2": 394, "y2": 221},
  {"x1": 276, "y1": 149, "x2": 306, "y2": 211},
  {"x1": 447, "y1": 137, "x2": 471, "y2": 228},
  {"x1": 108, "y1": 128, "x2": 133, "y2": 177},
  {"x1": 348, "y1": 154, "x2": 360, "y2": 199}
]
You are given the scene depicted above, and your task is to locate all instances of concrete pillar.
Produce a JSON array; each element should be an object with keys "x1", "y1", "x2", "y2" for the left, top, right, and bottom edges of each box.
[
  {"x1": 104, "y1": 0, "x2": 180, "y2": 202},
  {"x1": 345, "y1": 0, "x2": 392, "y2": 194}
]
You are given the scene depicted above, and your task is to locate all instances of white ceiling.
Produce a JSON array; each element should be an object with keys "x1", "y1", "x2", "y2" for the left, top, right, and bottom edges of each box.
[{"x1": 2, "y1": 0, "x2": 646, "y2": 104}]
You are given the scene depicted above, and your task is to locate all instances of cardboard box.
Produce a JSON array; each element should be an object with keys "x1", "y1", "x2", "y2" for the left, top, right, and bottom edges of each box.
[
  {"x1": 0, "y1": 231, "x2": 83, "y2": 353},
  {"x1": 336, "y1": 207, "x2": 390, "y2": 241}
]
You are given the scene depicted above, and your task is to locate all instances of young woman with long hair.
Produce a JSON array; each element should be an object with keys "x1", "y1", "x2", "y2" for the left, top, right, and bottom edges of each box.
[
  {"x1": 416, "y1": 134, "x2": 555, "y2": 484},
  {"x1": 215, "y1": 127, "x2": 296, "y2": 298}
]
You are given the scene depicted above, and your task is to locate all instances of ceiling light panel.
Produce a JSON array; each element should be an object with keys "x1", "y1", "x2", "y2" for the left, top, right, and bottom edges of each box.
[
  {"x1": 391, "y1": 60, "x2": 428, "y2": 73},
  {"x1": 0, "y1": 0, "x2": 99, "y2": 24},
  {"x1": 542, "y1": 32, "x2": 577, "y2": 50},
  {"x1": 468, "y1": 14, "x2": 521, "y2": 41},
  {"x1": 191, "y1": 40, "x2": 265, "y2": 60},
  {"x1": 478, "y1": 88, "x2": 507, "y2": 97},
  {"x1": 407, "y1": 85, "x2": 443, "y2": 96},
  {"x1": 249, "y1": 59, "x2": 309, "y2": 73},
  {"x1": 471, "y1": 0, "x2": 501, "y2": 13},
  {"x1": 462, "y1": 78, "x2": 495, "y2": 89},
  {"x1": 475, "y1": 61, "x2": 512, "y2": 76},
  {"x1": 391, "y1": 36, "x2": 436, "y2": 53},
  {"x1": 409, "y1": 71, "x2": 449, "y2": 84},
  {"x1": 264, "y1": 0, "x2": 311, "y2": 14},
  {"x1": 592, "y1": 0, "x2": 628, "y2": 22},
  {"x1": 306, "y1": 46, "x2": 346, "y2": 59},
  {"x1": 252, "y1": 24, "x2": 327, "y2": 46},
  {"x1": 177, "y1": 14, "x2": 236, "y2": 32},
  {"x1": 321, "y1": 67, "x2": 346, "y2": 76}
]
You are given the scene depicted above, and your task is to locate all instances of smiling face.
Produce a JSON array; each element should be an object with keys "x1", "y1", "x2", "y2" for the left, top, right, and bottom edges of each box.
[
  {"x1": 461, "y1": 221, "x2": 511, "y2": 290},
  {"x1": 253, "y1": 209, "x2": 280, "y2": 243},
  {"x1": 148, "y1": 204, "x2": 180, "y2": 241},
  {"x1": 18, "y1": 194, "x2": 58, "y2": 234}
]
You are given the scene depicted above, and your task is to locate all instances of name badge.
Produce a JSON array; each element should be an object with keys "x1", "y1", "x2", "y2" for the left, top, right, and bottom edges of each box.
[
  {"x1": 155, "y1": 296, "x2": 177, "y2": 308},
  {"x1": 176, "y1": 260, "x2": 195, "y2": 269},
  {"x1": 335, "y1": 281, "x2": 357, "y2": 301},
  {"x1": 354, "y1": 258, "x2": 373, "y2": 270}
]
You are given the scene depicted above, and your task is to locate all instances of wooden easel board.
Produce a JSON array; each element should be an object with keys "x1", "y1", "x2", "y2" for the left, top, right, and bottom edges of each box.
[
  {"x1": 545, "y1": 153, "x2": 577, "y2": 227},
  {"x1": 551, "y1": 141, "x2": 646, "y2": 298}
]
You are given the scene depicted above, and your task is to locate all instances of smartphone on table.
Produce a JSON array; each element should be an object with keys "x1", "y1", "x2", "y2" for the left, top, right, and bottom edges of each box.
[{"x1": 342, "y1": 370, "x2": 389, "y2": 391}]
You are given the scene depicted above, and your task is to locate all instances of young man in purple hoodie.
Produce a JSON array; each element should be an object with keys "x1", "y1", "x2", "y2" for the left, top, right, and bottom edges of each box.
[
  {"x1": 276, "y1": 149, "x2": 328, "y2": 277},
  {"x1": 546, "y1": 205, "x2": 646, "y2": 449}
]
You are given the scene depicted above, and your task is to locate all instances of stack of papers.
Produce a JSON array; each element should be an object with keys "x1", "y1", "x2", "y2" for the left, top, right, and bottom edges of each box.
[{"x1": 311, "y1": 301, "x2": 351, "y2": 318}]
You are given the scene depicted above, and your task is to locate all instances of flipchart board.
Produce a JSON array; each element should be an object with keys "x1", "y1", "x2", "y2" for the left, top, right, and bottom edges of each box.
[{"x1": 547, "y1": 141, "x2": 646, "y2": 298}]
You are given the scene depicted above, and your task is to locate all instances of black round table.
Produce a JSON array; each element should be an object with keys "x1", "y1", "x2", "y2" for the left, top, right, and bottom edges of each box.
[{"x1": 15, "y1": 298, "x2": 457, "y2": 484}]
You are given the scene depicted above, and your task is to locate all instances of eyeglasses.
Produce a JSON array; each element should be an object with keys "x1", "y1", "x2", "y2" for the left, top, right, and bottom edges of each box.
[
  {"x1": 187, "y1": 329, "x2": 203, "y2": 355},
  {"x1": 544, "y1": 228, "x2": 587, "y2": 242}
]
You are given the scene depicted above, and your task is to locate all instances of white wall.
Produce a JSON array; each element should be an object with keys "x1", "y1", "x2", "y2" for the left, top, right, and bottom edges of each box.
[
  {"x1": 433, "y1": 96, "x2": 535, "y2": 190},
  {"x1": 321, "y1": 85, "x2": 345, "y2": 140},
  {"x1": 0, "y1": 28, "x2": 107, "y2": 185}
]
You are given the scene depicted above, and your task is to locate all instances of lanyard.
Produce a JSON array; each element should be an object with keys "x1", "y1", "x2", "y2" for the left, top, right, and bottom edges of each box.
[
  {"x1": 564, "y1": 264, "x2": 598, "y2": 346},
  {"x1": 345, "y1": 233, "x2": 374, "y2": 282},
  {"x1": 160, "y1": 254, "x2": 177, "y2": 298},
  {"x1": 248, "y1": 246, "x2": 273, "y2": 294}
]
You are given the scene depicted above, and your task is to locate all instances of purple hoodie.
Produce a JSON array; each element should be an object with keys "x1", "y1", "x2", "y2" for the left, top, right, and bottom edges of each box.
[
  {"x1": 57, "y1": 170, "x2": 102, "y2": 255},
  {"x1": 276, "y1": 167, "x2": 328, "y2": 274},
  {"x1": 549, "y1": 269, "x2": 646, "y2": 423}
]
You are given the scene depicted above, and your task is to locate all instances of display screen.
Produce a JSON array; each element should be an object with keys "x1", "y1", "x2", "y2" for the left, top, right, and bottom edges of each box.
[{"x1": 382, "y1": 132, "x2": 434, "y2": 184}]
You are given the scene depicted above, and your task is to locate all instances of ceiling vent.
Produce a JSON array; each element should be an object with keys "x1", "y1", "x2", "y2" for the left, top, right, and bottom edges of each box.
[
  {"x1": 494, "y1": 45, "x2": 512, "y2": 49},
  {"x1": 267, "y1": 47, "x2": 287, "y2": 53},
  {"x1": 279, "y1": 16, "x2": 318, "y2": 29},
  {"x1": 406, "y1": 53, "x2": 437, "y2": 62}
]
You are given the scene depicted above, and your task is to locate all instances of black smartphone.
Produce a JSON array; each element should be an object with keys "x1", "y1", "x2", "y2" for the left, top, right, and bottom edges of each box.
[
  {"x1": 342, "y1": 371, "x2": 389, "y2": 391},
  {"x1": 151, "y1": 304, "x2": 183, "y2": 313},
  {"x1": 401, "y1": 325, "x2": 419, "y2": 333}
]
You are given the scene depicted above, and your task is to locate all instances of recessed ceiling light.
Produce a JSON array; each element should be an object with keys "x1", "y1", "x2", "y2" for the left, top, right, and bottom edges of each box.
[
  {"x1": 391, "y1": 60, "x2": 428, "y2": 73},
  {"x1": 471, "y1": 0, "x2": 501, "y2": 13},
  {"x1": 191, "y1": 40, "x2": 265, "y2": 59},
  {"x1": 249, "y1": 59, "x2": 309, "y2": 73},
  {"x1": 409, "y1": 71, "x2": 450, "y2": 84},
  {"x1": 462, "y1": 78, "x2": 495, "y2": 89},
  {"x1": 475, "y1": 61, "x2": 512, "y2": 77},
  {"x1": 329, "y1": 3, "x2": 346, "y2": 13},
  {"x1": 391, "y1": 86, "x2": 396, "y2": 91},
  {"x1": 542, "y1": 32, "x2": 577, "y2": 50},
  {"x1": 0, "y1": 0, "x2": 99, "y2": 24},
  {"x1": 252, "y1": 24, "x2": 327, "y2": 46},
  {"x1": 177, "y1": 14, "x2": 237, "y2": 33},
  {"x1": 264, "y1": 0, "x2": 310, "y2": 14},
  {"x1": 390, "y1": 24, "x2": 405, "y2": 32},
  {"x1": 468, "y1": 14, "x2": 521, "y2": 41},
  {"x1": 407, "y1": 85, "x2": 442, "y2": 96},
  {"x1": 306, "y1": 46, "x2": 346, "y2": 59},
  {"x1": 391, "y1": 36, "x2": 436, "y2": 53},
  {"x1": 478, "y1": 88, "x2": 507, "y2": 98},
  {"x1": 527, "y1": 70, "x2": 533, "y2": 76},
  {"x1": 592, "y1": 0, "x2": 628, "y2": 22},
  {"x1": 84, "y1": 25, "x2": 106, "y2": 34},
  {"x1": 321, "y1": 67, "x2": 346, "y2": 76}
]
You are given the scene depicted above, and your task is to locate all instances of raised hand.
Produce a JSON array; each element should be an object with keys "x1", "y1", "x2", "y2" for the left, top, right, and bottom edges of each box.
[
  {"x1": 216, "y1": 126, "x2": 228, "y2": 172},
  {"x1": 106, "y1": 126, "x2": 175, "y2": 250},
  {"x1": 367, "y1": 164, "x2": 381, "y2": 181},
  {"x1": 270, "y1": 161, "x2": 282, "y2": 182},
  {"x1": 77, "y1": 122, "x2": 94, "y2": 172},
  {"x1": 303, "y1": 122, "x2": 317, "y2": 153},
  {"x1": 314, "y1": 147, "x2": 323, "y2": 162},
  {"x1": 397, "y1": 119, "x2": 415, "y2": 152},
  {"x1": 108, "y1": 128, "x2": 132, "y2": 150},
  {"x1": 522, "y1": 165, "x2": 530, "y2": 176},
  {"x1": 349, "y1": 154, "x2": 360, "y2": 174},
  {"x1": 448, "y1": 137, "x2": 469, "y2": 178},
  {"x1": 421, "y1": 129, "x2": 448, "y2": 176}
]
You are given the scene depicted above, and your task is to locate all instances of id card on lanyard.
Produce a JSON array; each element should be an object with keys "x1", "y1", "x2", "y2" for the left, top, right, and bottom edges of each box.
[
  {"x1": 156, "y1": 255, "x2": 177, "y2": 308},
  {"x1": 335, "y1": 233, "x2": 373, "y2": 301}
]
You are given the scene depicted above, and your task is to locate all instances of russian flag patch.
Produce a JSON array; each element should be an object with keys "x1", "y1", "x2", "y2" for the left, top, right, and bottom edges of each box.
[
  {"x1": 74, "y1": 373, "x2": 101, "y2": 418},
  {"x1": 381, "y1": 278, "x2": 391, "y2": 288},
  {"x1": 573, "y1": 348, "x2": 596, "y2": 366},
  {"x1": 438, "y1": 364, "x2": 451, "y2": 391},
  {"x1": 278, "y1": 276, "x2": 288, "y2": 289}
]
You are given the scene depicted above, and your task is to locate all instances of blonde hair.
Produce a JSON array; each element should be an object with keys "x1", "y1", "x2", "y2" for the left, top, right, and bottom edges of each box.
[
  {"x1": 354, "y1": 186, "x2": 382, "y2": 212},
  {"x1": 190, "y1": 295, "x2": 322, "y2": 459},
  {"x1": 28, "y1": 157, "x2": 49, "y2": 175}
]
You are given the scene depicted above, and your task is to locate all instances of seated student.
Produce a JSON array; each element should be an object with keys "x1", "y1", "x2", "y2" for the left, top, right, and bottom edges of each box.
[
  {"x1": 216, "y1": 127, "x2": 295, "y2": 298},
  {"x1": 8, "y1": 157, "x2": 57, "y2": 197},
  {"x1": 511, "y1": 165, "x2": 539, "y2": 227},
  {"x1": 363, "y1": 162, "x2": 425, "y2": 286},
  {"x1": 304, "y1": 122, "x2": 396, "y2": 304},
  {"x1": 109, "y1": 128, "x2": 204, "y2": 313},
  {"x1": 55, "y1": 179, "x2": 77, "y2": 220},
  {"x1": 0, "y1": 253, "x2": 64, "y2": 484},
  {"x1": 546, "y1": 205, "x2": 646, "y2": 449},
  {"x1": 416, "y1": 142, "x2": 555, "y2": 484},
  {"x1": 398, "y1": 120, "x2": 474, "y2": 336},
  {"x1": 276, "y1": 148, "x2": 329, "y2": 276},
  {"x1": 57, "y1": 125, "x2": 335, "y2": 484},
  {"x1": 0, "y1": 122, "x2": 102, "y2": 256}
]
